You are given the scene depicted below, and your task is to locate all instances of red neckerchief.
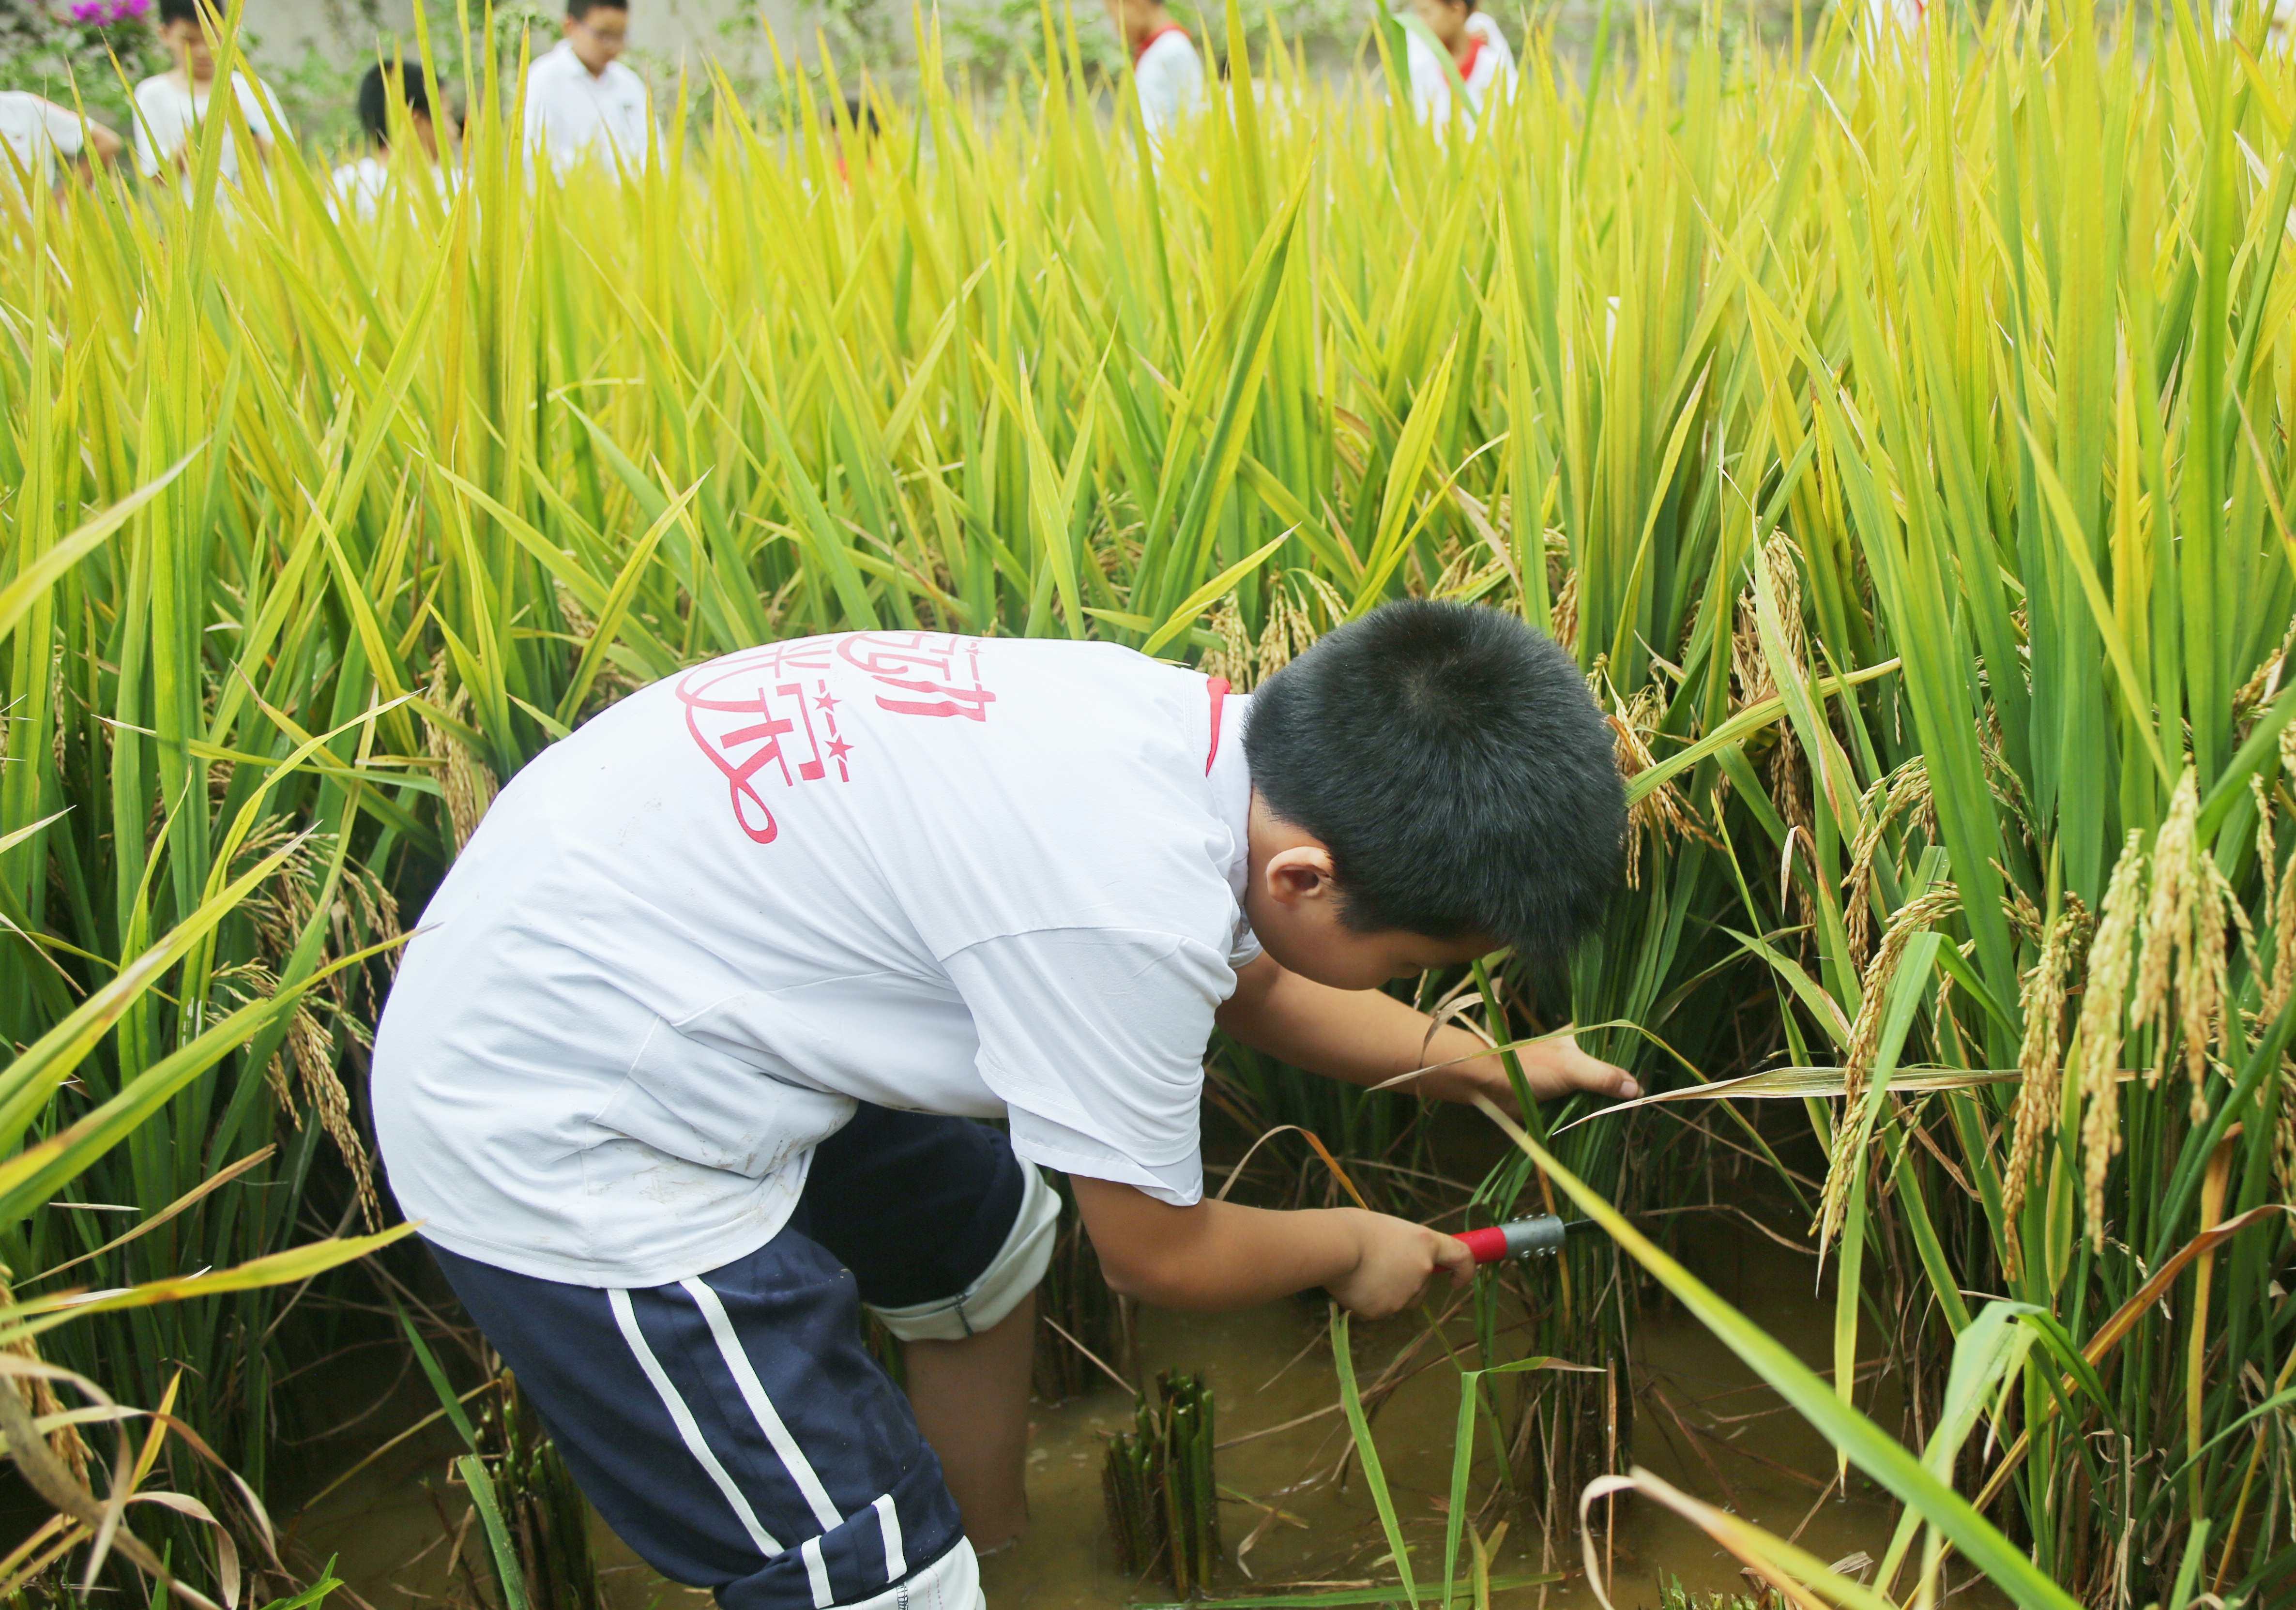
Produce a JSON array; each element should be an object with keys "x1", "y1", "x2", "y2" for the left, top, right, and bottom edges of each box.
[
  {"x1": 1454, "y1": 35, "x2": 1484, "y2": 86},
  {"x1": 1205, "y1": 677, "x2": 1230, "y2": 774},
  {"x1": 1136, "y1": 22, "x2": 1190, "y2": 66}
]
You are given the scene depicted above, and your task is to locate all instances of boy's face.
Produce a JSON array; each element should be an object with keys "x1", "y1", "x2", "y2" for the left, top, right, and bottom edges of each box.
[
  {"x1": 161, "y1": 17, "x2": 215, "y2": 81},
  {"x1": 564, "y1": 6, "x2": 630, "y2": 76},
  {"x1": 1103, "y1": 0, "x2": 1151, "y2": 47},
  {"x1": 1242, "y1": 794, "x2": 1492, "y2": 990},
  {"x1": 1412, "y1": 0, "x2": 1470, "y2": 50}
]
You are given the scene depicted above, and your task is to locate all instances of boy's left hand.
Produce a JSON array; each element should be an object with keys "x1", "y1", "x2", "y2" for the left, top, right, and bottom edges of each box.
[{"x1": 1420, "y1": 1032, "x2": 1638, "y2": 1108}]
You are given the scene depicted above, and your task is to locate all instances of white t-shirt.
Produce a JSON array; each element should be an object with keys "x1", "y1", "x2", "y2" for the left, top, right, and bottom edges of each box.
[
  {"x1": 0, "y1": 93, "x2": 86, "y2": 197},
  {"x1": 1132, "y1": 26, "x2": 1206, "y2": 146},
  {"x1": 327, "y1": 153, "x2": 452, "y2": 221},
  {"x1": 132, "y1": 71, "x2": 277, "y2": 185},
  {"x1": 1408, "y1": 18, "x2": 1517, "y2": 126},
  {"x1": 372, "y1": 634, "x2": 1261, "y2": 1287},
  {"x1": 328, "y1": 155, "x2": 388, "y2": 220},
  {"x1": 522, "y1": 40, "x2": 652, "y2": 174}
]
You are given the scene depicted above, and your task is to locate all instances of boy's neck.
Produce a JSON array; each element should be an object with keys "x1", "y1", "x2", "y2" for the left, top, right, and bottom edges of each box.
[{"x1": 1132, "y1": 9, "x2": 1177, "y2": 51}]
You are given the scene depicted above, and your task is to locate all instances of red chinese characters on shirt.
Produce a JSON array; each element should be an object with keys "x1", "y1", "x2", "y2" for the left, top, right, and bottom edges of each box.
[
  {"x1": 834, "y1": 631, "x2": 997, "y2": 722},
  {"x1": 677, "y1": 632, "x2": 994, "y2": 844},
  {"x1": 675, "y1": 639, "x2": 852, "y2": 846}
]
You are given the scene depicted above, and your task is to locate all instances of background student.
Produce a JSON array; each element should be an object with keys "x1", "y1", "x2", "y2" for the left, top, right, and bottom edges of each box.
[
  {"x1": 133, "y1": 0, "x2": 282, "y2": 190},
  {"x1": 0, "y1": 92, "x2": 123, "y2": 202},
  {"x1": 1104, "y1": 0, "x2": 1205, "y2": 148},
  {"x1": 1407, "y1": 0, "x2": 1516, "y2": 126},
  {"x1": 332, "y1": 60, "x2": 447, "y2": 219},
  {"x1": 522, "y1": 0, "x2": 653, "y2": 175}
]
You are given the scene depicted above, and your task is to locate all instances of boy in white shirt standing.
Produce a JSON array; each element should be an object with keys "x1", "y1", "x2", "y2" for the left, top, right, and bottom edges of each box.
[
  {"x1": 331, "y1": 61, "x2": 447, "y2": 221},
  {"x1": 522, "y1": 0, "x2": 653, "y2": 175},
  {"x1": 1103, "y1": 0, "x2": 1205, "y2": 148},
  {"x1": 372, "y1": 602, "x2": 1635, "y2": 1610},
  {"x1": 1406, "y1": 0, "x2": 1517, "y2": 128},
  {"x1": 133, "y1": 0, "x2": 281, "y2": 188},
  {"x1": 0, "y1": 92, "x2": 123, "y2": 202}
]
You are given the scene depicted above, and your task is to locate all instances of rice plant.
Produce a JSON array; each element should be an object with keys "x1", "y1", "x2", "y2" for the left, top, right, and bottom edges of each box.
[
  {"x1": 1102, "y1": 1370, "x2": 1221, "y2": 1594},
  {"x1": 4, "y1": 0, "x2": 2296, "y2": 1602}
]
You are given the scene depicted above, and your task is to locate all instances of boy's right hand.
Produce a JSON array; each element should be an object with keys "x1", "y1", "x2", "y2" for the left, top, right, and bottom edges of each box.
[{"x1": 1324, "y1": 1208, "x2": 1475, "y2": 1319}]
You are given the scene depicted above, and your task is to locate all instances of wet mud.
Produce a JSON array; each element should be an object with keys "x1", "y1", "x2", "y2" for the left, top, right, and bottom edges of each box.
[{"x1": 292, "y1": 1207, "x2": 2002, "y2": 1609}]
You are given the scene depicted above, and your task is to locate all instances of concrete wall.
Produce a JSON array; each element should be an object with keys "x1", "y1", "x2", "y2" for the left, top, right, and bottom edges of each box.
[{"x1": 238, "y1": 0, "x2": 812, "y2": 72}]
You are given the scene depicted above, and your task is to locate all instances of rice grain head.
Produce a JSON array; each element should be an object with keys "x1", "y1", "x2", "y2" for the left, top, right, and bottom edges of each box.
[
  {"x1": 2077, "y1": 834, "x2": 2147, "y2": 1252},
  {"x1": 1844, "y1": 758, "x2": 1931, "y2": 962},
  {"x1": 424, "y1": 675, "x2": 501, "y2": 855},
  {"x1": 2002, "y1": 893, "x2": 2091, "y2": 1275},
  {"x1": 2132, "y1": 769, "x2": 2200, "y2": 1086},
  {"x1": 1549, "y1": 569, "x2": 1581, "y2": 658},
  {"x1": 1817, "y1": 885, "x2": 1961, "y2": 1248},
  {"x1": 1610, "y1": 682, "x2": 1695, "y2": 891},
  {"x1": 1199, "y1": 597, "x2": 1255, "y2": 689}
]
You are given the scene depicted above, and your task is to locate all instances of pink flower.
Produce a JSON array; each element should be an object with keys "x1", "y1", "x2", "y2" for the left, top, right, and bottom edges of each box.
[{"x1": 69, "y1": 0, "x2": 106, "y2": 19}]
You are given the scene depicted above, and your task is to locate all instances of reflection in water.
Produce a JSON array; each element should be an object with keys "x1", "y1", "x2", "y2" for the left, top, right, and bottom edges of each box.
[{"x1": 291, "y1": 1213, "x2": 2005, "y2": 1609}]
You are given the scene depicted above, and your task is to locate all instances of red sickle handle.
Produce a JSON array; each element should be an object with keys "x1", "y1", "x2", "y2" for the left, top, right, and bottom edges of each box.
[
  {"x1": 1454, "y1": 1226, "x2": 1513, "y2": 1263},
  {"x1": 1452, "y1": 1215, "x2": 1571, "y2": 1264}
]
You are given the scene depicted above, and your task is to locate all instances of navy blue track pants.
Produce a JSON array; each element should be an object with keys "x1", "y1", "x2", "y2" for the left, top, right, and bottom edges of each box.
[{"x1": 428, "y1": 1105, "x2": 1029, "y2": 1610}]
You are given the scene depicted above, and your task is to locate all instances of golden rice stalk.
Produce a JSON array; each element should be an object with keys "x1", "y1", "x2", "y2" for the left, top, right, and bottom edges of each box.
[
  {"x1": 0, "y1": 1281, "x2": 88, "y2": 1485},
  {"x1": 2002, "y1": 894, "x2": 2091, "y2": 1277},
  {"x1": 2186, "y1": 858, "x2": 2232, "y2": 1124},
  {"x1": 1738, "y1": 534, "x2": 1812, "y2": 866},
  {"x1": 1844, "y1": 757, "x2": 1931, "y2": 962},
  {"x1": 2278, "y1": 1057, "x2": 2296, "y2": 1208},
  {"x1": 1608, "y1": 683, "x2": 1698, "y2": 891},
  {"x1": 1817, "y1": 885, "x2": 1961, "y2": 1248},
  {"x1": 1429, "y1": 547, "x2": 1481, "y2": 599},
  {"x1": 1299, "y1": 573, "x2": 1352, "y2": 640},
  {"x1": 1200, "y1": 597, "x2": 1256, "y2": 689},
  {"x1": 424, "y1": 677, "x2": 501, "y2": 856},
  {"x1": 2077, "y1": 834, "x2": 2147, "y2": 1252},
  {"x1": 2252, "y1": 777, "x2": 2296, "y2": 1026},
  {"x1": 1549, "y1": 568, "x2": 1580, "y2": 657},
  {"x1": 2132, "y1": 769, "x2": 2200, "y2": 1085},
  {"x1": 1253, "y1": 588, "x2": 1301, "y2": 682}
]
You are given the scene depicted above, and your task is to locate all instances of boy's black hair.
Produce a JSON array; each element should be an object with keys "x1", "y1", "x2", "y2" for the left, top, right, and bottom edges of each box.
[
  {"x1": 1244, "y1": 600, "x2": 1624, "y2": 962},
  {"x1": 566, "y1": 0, "x2": 628, "y2": 17},
  {"x1": 157, "y1": 0, "x2": 204, "y2": 26},
  {"x1": 357, "y1": 62, "x2": 432, "y2": 147}
]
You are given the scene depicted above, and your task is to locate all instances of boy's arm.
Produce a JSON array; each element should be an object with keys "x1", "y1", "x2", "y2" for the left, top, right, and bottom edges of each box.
[
  {"x1": 1069, "y1": 1174, "x2": 1473, "y2": 1317},
  {"x1": 1215, "y1": 952, "x2": 1639, "y2": 1107}
]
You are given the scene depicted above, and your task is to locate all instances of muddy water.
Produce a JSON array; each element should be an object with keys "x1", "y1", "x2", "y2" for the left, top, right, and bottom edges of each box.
[
  {"x1": 981, "y1": 1217, "x2": 1976, "y2": 1609},
  {"x1": 294, "y1": 1213, "x2": 2000, "y2": 1609}
]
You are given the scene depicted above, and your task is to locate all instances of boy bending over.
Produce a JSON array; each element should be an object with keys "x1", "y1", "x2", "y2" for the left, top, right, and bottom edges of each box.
[{"x1": 373, "y1": 601, "x2": 1630, "y2": 1610}]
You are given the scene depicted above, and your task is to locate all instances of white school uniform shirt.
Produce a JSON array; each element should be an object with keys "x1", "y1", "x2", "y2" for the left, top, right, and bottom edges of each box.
[
  {"x1": 1868, "y1": 0, "x2": 1926, "y2": 35},
  {"x1": 372, "y1": 634, "x2": 1262, "y2": 1288},
  {"x1": 327, "y1": 153, "x2": 453, "y2": 221},
  {"x1": 1407, "y1": 19, "x2": 1516, "y2": 127},
  {"x1": 0, "y1": 93, "x2": 86, "y2": 197},
  {"x1": 328, "y1": 155, "x2": 389, "y2": 220},
  {"x1": 1131, "y1": 25, "x2": 1206, "y2": 146},
  {"x1": 132, "y1": 70, "x2": 278, "y2": 186},
  {"x1": 522, "y1": 40, "x2": 652, "y2": 174}
]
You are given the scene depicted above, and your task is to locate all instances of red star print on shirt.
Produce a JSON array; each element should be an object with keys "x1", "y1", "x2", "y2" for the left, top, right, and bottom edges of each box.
[{"x1": 677, "y1": 632, "x2": 996, "y2": 844}]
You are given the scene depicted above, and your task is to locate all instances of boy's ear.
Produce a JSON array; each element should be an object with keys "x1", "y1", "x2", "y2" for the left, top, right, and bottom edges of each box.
[{"x1": 1262, "y1": 843, "x2": 1339, "y2": 906}]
